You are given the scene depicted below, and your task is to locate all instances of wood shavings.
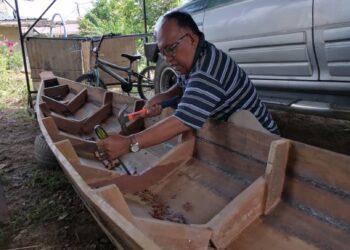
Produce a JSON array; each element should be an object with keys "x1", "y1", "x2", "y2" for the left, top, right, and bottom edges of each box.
[{"x1": 135, "y1": 190, "x2": 187, "y2": 224}]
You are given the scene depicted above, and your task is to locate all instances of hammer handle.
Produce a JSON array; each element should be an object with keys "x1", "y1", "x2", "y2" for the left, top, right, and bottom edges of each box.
[{"x1": 127, "y1": 96, "x2": 179, "y2": 121}]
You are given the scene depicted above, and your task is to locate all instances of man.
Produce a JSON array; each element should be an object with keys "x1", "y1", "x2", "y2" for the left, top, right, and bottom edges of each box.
[{"x1": 97, "y1": 11, "x2": 279, "y2": 161}]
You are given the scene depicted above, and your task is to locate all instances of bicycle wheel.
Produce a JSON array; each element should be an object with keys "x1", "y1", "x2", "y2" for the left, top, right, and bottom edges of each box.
[
  {"x1": 137, "y1": 65, "x2": 156, "y2": 100},
  {"x1": 76, "y1": 73, "x2": 106, "y2": 89}
]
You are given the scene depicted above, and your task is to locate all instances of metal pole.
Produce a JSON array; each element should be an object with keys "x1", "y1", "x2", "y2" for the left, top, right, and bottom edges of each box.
[
  {"x1": 24, "y1": 0, "x2": 57, "y2": 38},
  {"x1": 142, "y1": 0, "x2": 148, "y2": 43},
  {"x1": 14, "y1": 0, "x2": 33, "y2": 111},
  {"x1": 142, "y1": 0, "x2": 150, "y2": 66}
]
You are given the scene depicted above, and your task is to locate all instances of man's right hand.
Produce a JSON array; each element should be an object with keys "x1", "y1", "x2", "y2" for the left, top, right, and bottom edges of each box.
[{"x1": 143, "y1": 95, "x2": 165, "y2": 118}]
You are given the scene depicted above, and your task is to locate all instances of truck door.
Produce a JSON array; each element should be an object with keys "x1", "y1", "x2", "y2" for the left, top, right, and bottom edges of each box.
[
  {"x1": 314, "y1": 0, "x2": 350, "y2": 82},
  {"x1": 203, "y1": 0, "x2": 318, "y2": 81}
]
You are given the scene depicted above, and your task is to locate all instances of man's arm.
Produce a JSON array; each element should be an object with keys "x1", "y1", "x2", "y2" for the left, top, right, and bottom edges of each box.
[
  {"x1": 134, "y1": 115, "x2": 190, "y2": 148},
  {"x1": 97, "y1": 115, "x2": 191, "y2": 161}
]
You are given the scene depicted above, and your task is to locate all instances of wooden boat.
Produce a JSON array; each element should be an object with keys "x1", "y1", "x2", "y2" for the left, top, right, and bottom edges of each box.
[{"x1": 36, "y1": 71, "x2": 350, "y2": 250}]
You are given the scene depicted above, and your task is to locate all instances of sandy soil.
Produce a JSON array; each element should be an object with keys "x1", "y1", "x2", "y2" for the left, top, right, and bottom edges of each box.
[{"x1": 0, "y1": 107, "x2": 349, "y2": 249}]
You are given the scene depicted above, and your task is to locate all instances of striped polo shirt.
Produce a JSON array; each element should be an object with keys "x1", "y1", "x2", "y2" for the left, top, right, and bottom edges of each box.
[{"x1": 174, "y1": 37, "x2": 279, "y2": 134}]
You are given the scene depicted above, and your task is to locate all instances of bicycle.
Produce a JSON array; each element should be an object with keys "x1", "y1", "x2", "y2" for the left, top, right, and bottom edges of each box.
[{"x1": 76, "y1": 33, "x2": 155, "y2": 100}]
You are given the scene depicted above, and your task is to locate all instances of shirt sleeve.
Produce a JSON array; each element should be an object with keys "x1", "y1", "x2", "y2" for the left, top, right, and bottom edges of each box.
[{"x1": 174, "y1": 72, "x2": 225, "y2": 129}]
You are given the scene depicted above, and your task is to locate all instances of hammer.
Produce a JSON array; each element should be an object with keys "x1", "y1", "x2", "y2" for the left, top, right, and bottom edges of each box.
[{"x1": 118, "y1": 96, "x2": 179, "y2": 133}]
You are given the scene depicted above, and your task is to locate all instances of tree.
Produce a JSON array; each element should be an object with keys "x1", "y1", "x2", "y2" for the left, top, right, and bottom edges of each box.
[{"x1": 79, "y1": 0, "x2": 181, "y2": 36}]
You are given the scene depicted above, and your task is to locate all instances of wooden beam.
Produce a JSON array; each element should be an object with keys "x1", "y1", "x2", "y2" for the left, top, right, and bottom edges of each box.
[
  {"x1": 95, "y1": 185, "x2": 135, "y2": 224},
  {"x1": 229, "y1": 219, "x2": 319, "y2": 250},
  {"x1": 264, "y1": 139, "x2": 290, "y2": 214},
  {"x1": 206, "y1": 177, "x2": 266, "y2": 249},
  {"x1": 288, "y1": 141, "x2": 350, "y2": 192},
  {"x1": 197, "y1": 120, "x2": 278, "y2": 163},
  {"x1": 135, "y1": 217, "x2": 212, "y2": 250}
]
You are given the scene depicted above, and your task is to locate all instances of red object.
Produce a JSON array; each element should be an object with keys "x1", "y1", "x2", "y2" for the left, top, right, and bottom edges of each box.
[{"x1": 126, "y1": 108, "x2": 148, "y2": 121}]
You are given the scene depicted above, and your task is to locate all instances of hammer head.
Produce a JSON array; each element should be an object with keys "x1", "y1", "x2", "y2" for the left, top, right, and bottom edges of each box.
[{"x1": 118, "y1": 104, "x2": 128, "y2": 133}]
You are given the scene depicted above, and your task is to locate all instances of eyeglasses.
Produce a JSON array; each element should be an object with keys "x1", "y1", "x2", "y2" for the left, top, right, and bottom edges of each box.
[{"x1": 160, "y1": 33, "x2": 188, "y2": 57}]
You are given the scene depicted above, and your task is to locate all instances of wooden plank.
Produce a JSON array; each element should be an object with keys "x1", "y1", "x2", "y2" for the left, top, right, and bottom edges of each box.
[
  {"x1": 284, "y1": 177, "x2": 350, "y2": 226},
  {"x1": 43, "y1": 84, "x2": 69, "y2": 98},
  {"x1": 229, "y1": 219, "x2": 318, "y2": 250},
  {"x1": 288, "y1": 141, "x2": 350, "y2": 193},
  {"x1": 42, "y1": 116, "x2": 97, "y2": 149},
  {"x1": 95, "y1": 185, "x2": 135, "y2": 224},
  {"x1": 206, "y1": 177, "x2": 266, "y2": 249},
  {"x1": 198, "y1": 120, "x2": 278, "y2": 163},
  {"x1": 27, "y1": 38, "x2": 83, "y2": 81},
  {"x1": 82, "y1": 104, "x2": 112, "y2": 133},
  {"x1": 264, "y1": 139, "x2": 290, "y2": 214},
  {"x1": 195, "y1": 139, "x2": 265, "y2": 181},
  {"x1": 53, "y1": 139, "x2": 120, "y2": 184},
  {"x1": 54, "y1": 140, "x2": 161, "y2": 250},
  {"x1": 42, "y1": 95, "x2": 70, "y2": 114},
  {"x1": 66, "y1": 88, "x2": 87, "y2": 113},
  {"x1": 150, "y1": 158, "x2": 252, "y2": 225},
  {"x1": 150, "y1": 162, "x2": 230, "y2": 225},
  {"x1": 81, "y1": 40, "x2": 91, "y2": 73},
  {"x1": 39, "y1": 71, "x2": 56, "y2": 80},
  {"x1": 265, "y1": 202, "x2": 350, "y2": 250},
  {"x1": 135, "y1": 217, "x2": 212, "y2": 250},
  {"x1": 89, "y1": 132, "x2": 195, "y2": 191}
]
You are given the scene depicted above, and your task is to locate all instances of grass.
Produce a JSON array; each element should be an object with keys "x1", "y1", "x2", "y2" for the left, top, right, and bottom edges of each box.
[
  {"x1": 9, "y1": 168, "x2": 72, "y2": 230},
  {"x1": 0, "y1": 71, "x2": 27, "y2": 109},
  {"x1": 0, "y1": 227, "x2": 5, "y2": 247}
]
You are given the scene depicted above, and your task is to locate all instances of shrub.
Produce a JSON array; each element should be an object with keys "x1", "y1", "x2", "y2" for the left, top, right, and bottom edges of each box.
[{"x1": 0, "y1": 34, "x2": 26, "y2": 108}]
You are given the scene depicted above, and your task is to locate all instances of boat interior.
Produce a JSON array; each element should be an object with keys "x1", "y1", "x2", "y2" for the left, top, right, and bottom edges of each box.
[{"x1": 36, "y1": 72, "x2": 350, "y2": 249}]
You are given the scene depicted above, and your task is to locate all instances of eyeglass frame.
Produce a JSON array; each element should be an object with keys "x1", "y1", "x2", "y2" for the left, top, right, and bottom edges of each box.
[{"x1": 160, "y1": 33, "x2": 189, "y2": 57}]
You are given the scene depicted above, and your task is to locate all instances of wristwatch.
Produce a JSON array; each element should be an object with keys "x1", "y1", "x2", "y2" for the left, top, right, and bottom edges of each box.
[{"x1": 129, "y1": 135, "x2": 140, "y2": 153}]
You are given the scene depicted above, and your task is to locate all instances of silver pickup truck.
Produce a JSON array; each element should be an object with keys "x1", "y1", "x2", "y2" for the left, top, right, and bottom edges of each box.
[{"x1": 152, "y1": 0, "x2": 350, "y2": 120}]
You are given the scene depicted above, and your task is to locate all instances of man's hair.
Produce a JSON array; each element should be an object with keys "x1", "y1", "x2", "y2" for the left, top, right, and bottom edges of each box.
[{"x1": 159, "y1": 11, "x2": 201, "y2": 36}]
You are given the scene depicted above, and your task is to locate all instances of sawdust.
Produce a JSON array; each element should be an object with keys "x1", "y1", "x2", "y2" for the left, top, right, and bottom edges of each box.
[{"x1": 136, "y1": 189, "x2": 187, "y2": 224}]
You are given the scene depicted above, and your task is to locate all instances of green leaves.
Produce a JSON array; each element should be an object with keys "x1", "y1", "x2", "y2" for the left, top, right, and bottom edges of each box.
[{"x1": 79, "y1": 0, "x2": 180, "y2": 36}]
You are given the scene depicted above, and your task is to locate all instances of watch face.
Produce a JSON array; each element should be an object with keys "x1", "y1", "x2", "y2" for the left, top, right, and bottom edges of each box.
[{"x1": 131, "y1": 143, "x2": 140, "y2": 152}]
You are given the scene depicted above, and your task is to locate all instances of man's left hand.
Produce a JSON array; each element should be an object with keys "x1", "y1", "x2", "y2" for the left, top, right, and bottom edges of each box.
[{"x1": 97, "y1": 133, "x2": 130, "y2": 161}]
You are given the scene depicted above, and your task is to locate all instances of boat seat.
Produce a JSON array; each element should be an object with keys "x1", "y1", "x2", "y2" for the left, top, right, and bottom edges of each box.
[
  {"x1": 121, "y1": 53, "x2": 141, "y2": 62},
  {"x1": 228, "y1": 110, "x2": 270, "y2": 134}
]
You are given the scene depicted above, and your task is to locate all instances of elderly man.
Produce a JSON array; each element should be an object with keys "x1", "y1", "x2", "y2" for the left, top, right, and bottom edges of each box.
[{"x1": 97, "y1": 11, "x2": 279, "y2": 161}]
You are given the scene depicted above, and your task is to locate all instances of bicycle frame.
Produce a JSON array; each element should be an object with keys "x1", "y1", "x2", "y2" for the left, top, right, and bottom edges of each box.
[
  {"x1": 79, "y1": 33, "x2": 155, "y2": 99},
  {"x1": 95, "y1": 57, "x2": 135, "y2": 86}
]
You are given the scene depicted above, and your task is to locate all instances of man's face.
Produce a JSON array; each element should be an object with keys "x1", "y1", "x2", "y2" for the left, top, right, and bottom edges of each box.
[{"x1": 157, "y1": 19, "x2": 197, "y2": 75}]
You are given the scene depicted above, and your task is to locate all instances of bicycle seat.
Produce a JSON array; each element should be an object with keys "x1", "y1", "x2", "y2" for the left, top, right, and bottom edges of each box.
[{"x1": 121, "y1": 53, "x2": 141, "y2": 62}]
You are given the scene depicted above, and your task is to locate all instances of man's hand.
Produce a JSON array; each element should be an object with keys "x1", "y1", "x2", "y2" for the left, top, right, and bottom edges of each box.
[
  {"x1": 97, "y1": 133, "x2": 130, "y2": 161},
  {"x1": 143, "y1": 96, "x2": 164, "y2": 118}
]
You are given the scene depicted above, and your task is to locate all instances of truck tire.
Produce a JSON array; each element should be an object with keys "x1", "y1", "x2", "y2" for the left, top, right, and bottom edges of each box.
[
  {"x1": 154, "y1": 58, "x2": 178, "y2": 94},
  {"x1": 34, "y1": 134, "x2": 59, "y2": 169}
]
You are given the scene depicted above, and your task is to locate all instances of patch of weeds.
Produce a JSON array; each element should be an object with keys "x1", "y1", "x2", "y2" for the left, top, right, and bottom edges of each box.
[
  {"x1": 7, "y1": 108, "x2": 34, "y2": 122},
  {"x1": 0, "y1": 174, "x2": 10, "y2": 186},
  {"x1": 26, "y1": 199, "x2": 67, "y2": 225},
  {"x1": 11, "y1": 210, "x2": 27, "y2": 231},
  {"x1": 0, "y1": 227, "x2": 6, "y2": 247},
  {"x1": 11, "y1": 169, "x2": 73, "y2": 228},
  {"x1": 28, "y1": 169, "x2": 69, "y2": 192}
]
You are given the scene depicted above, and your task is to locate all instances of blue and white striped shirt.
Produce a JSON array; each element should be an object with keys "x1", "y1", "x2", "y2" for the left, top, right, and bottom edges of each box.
[{"x1": 174, "y1": 39, "x2": 279, "y2": 134}]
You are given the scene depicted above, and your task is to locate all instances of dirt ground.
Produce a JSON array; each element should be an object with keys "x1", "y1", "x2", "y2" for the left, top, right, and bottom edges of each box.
[{"x1": 0, "y1": 107, "x2": 349, "y2": 249}]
